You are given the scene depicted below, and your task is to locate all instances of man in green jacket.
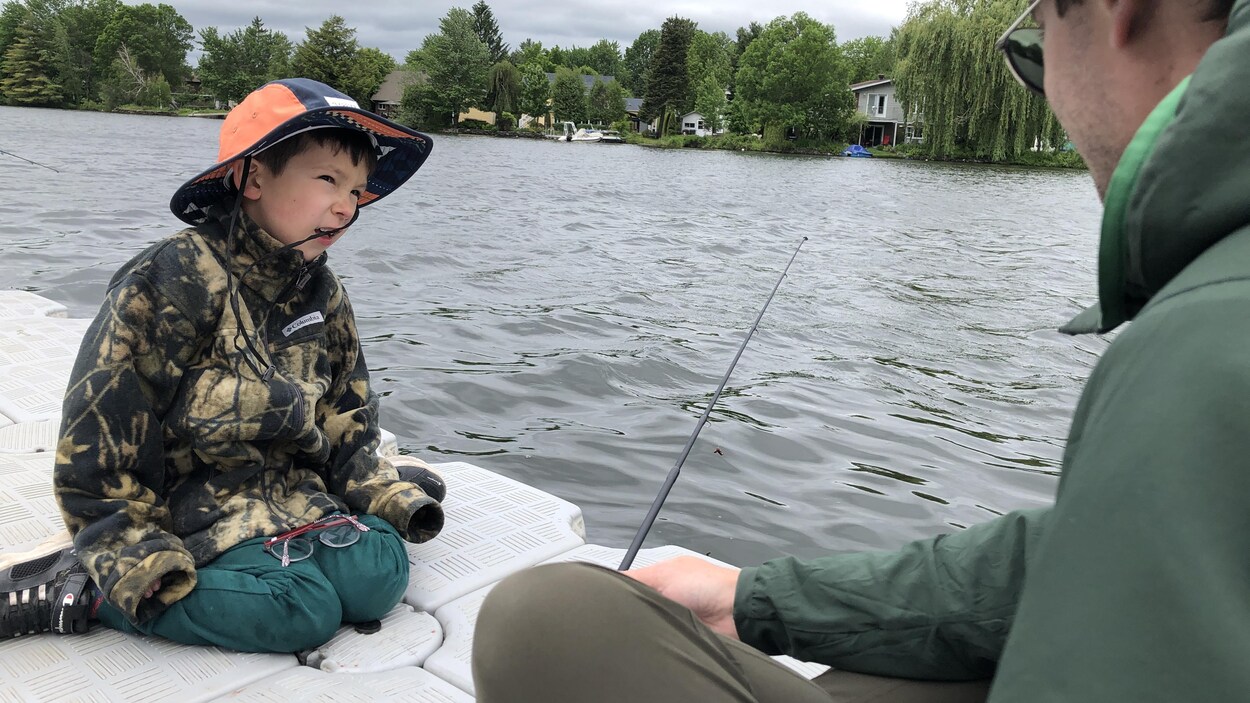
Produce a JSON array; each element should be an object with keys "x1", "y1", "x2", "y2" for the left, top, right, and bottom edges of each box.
[{"x1": 472, "y1": 0, "x2": 1246, "y2": 700}]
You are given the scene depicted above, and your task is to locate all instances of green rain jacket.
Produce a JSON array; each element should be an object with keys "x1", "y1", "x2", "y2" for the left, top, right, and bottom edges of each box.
[
  {"x1": 54, "y1": 207, "x2": 443, "y2": 626},
  {"x1": 734, "y1": 4, "x2": 1250, "y2": 700}
]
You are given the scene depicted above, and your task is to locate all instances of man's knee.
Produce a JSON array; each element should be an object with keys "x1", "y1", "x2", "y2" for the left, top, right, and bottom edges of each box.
[{"x1": 477, "y1": 562, "x2": 633, "y2": 645}]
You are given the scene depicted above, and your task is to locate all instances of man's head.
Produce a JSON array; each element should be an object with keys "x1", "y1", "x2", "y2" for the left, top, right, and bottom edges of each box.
[
  {"x1": 170, "y1": 78, "x2": 433, "y2": 238},
  {"x1": 1000, "y1": 0, "x2": 1232, "y2": 197}
]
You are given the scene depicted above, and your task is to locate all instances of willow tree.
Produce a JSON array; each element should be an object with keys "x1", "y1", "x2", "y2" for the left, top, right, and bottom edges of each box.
[
  {"x1": 486, "y1": 60, "x2": 520, "y2": 115},
  {"x1": 894, "y1": 0, "x2": 1065, "y2": 160}
]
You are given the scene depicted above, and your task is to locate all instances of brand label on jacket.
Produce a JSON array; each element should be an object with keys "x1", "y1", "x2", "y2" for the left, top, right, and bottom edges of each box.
[{"x1": 282, "y1": 312, "x2": 324, "y2": 337}]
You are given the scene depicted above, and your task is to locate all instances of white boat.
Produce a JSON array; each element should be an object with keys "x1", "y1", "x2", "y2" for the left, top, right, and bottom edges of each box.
[{"x1": 0, "y1": 289, "x2": 827, "y2": 701}]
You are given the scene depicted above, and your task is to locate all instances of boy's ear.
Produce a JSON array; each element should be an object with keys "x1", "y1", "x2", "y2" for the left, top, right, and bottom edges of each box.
[{"x1": 237, "y1": 159, "x2": 264, "y2": 202}]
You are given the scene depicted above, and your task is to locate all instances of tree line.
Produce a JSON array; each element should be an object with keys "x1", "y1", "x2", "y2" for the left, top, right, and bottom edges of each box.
[
  {"x1": 0, "y1": 0, "x2": 395, "y2": 110},
  {"x1": 401, "y1": 5, "x2": 883, "y2": 144},
  {"x1": 1, "y1": 0, "x2": 1066, "y2": 161}
]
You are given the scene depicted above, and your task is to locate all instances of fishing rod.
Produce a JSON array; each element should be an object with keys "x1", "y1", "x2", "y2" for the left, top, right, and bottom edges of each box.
[
  {"x1": 618, "y1": 235, "x2": 808, "y2": 571},
  {"x1": 0, "y1": 148, "x2": 60, "y2": 173}
]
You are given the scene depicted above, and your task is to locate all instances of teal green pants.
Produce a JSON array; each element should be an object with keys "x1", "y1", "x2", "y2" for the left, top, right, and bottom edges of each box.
[{"x1": 96, "y1": 514, "x2": 409, "y2": 653}]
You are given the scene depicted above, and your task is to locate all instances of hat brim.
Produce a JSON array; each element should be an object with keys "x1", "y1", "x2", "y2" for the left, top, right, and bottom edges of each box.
[{"x1": 170, "y1": 107, "x2": 433, "y2": 226}]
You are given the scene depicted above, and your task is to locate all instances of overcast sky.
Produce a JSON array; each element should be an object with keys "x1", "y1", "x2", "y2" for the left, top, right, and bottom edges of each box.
[{"x1": 163, "y1": 0, "x2": 910, "y2": 63}]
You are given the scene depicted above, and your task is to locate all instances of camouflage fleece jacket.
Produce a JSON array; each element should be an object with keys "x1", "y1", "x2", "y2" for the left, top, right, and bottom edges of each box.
[{"x1": 53, "y1": 207, "x2": 443, "y2": 626}]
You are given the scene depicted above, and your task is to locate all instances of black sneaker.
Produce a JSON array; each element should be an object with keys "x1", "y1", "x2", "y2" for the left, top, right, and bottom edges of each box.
[
  {"x1": 0, "y1": 532, "x2": 94, "y2": 638},
  {"x1": 392, "y1": 457, "x2": 447, "y2": 503}
]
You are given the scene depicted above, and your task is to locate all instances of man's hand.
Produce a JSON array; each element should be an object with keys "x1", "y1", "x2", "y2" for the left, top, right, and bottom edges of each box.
[{"x1": 625, "y1": 556, "x2": 742, "y2": 640}]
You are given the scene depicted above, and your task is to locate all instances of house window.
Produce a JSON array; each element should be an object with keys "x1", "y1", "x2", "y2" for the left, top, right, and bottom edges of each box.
[
  {"x1": 866, "y1": 93, "x2": 887, "y2": 117},
  {"x1": 684, "y1": 121, "x2": 696, "y2": 129}
]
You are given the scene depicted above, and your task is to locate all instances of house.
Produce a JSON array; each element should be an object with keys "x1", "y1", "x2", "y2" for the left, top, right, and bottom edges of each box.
[
  {"x1": 680, "y1": 111, "x2": 707, "y2": 136},
  {"x1": 624, "y1": 98, "x2": 644, "y2": 132},
  {"x1": 849, "y1": 75, "x2": 924, "y2": 147},
  {"x1": 371, "y1": 69, "x2": 422, "y2": 118}
]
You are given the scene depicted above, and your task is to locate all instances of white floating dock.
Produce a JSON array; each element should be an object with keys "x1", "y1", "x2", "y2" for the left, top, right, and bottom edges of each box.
[{"x1": 0, "y1": 290, "x2": 827, "y2": 701}]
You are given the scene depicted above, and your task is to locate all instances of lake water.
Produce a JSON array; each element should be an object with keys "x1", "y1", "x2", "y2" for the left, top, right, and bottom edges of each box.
[{"x1": 0, "y1": 106, "x2": 1107, "y2": 566}]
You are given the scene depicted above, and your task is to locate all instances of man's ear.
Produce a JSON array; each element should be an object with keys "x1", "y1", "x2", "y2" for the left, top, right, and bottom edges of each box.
[{"x1": 1106, "y1": 0, "x2": 1155, "y2": 48}]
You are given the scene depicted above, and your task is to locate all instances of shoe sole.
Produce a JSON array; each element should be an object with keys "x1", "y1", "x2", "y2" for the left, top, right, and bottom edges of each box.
[{"x1": 0, "y1": 531, "x2": 73, "y2": 580}]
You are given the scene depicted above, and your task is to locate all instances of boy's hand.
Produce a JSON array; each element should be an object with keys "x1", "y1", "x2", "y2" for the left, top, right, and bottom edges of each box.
[
  {"x1": 143, "y1": 578, "x2": 162, "y2": 599},
  {"x1": 624, "y1": 556, "x2": 742, "y2": 639}
]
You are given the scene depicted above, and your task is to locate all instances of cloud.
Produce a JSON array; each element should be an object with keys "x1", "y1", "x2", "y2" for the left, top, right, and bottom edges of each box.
[{"x1": 165, "y1": 0, "x2": 909, "y2": 62}]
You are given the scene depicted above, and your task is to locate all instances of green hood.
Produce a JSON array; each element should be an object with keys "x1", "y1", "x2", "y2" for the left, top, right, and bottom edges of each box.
[{"x1": 1063, "y1": 0, "x2": 1250, "y2": 334}]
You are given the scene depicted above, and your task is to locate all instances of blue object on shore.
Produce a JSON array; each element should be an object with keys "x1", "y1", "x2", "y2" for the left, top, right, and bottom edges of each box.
[{"x1": 843, "y1": 144, "x2": 873, "y2": 157}]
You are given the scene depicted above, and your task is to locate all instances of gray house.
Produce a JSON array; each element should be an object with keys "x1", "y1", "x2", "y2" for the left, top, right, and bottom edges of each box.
[
  {"x1": 849, "y1": 76, "x2": 923, "y2": 147},
  {"x1": 371, "y1": 69, "x2": 423, "y2": 118}
]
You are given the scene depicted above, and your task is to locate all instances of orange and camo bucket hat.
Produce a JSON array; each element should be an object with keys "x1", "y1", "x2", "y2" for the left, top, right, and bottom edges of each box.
[{"x1": 170, "y1": 78, "x2": 432, "y2": 225}]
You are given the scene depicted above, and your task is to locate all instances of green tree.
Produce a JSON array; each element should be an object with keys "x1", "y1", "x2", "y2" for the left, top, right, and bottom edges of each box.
[
  {"x1": 550, "y1": 65, "x2": 586, "y2": 122},
  {"x1": 511, "y1": 38, "x2": 550, "y2": 70},
  {"x1": 547, "y1": 45, "x2": 565, "y2": 68},
  {"x1": 343, "y1": 46, "x2": 395, "y2": 106},
  {"x1": 198, "y1": 17, "x2": 293, "y2": 104},
  {"x1": 692, "y1": 73, "x2": 726, "y2": 133},
  {"x1": 517, "y1": 59, "x2": 550, "y2": 125},
  {"x1": 894, "y1": 0, "x2": 1063, "y2": 160},
  {"x1": 733, "y1": 22, "x2": 763, "y2": 67},
  {"x1": 485, "y1": 60, "x2": 519, "y2": 114},
  {"x1": 0, "y1": 15, "x2": 63, "y2": 105},
  {"x1": 290, "y1": 16, "x2": 359, "y2": 90},
  {"x1": 622, "y1": 29, "x2": 658, "y2": 96},
  {"x1": 93, "y1": 3, "x2": 192, "y2": 88},
  {"x1": 586, "y1": 39, "x2": 622, "y2": 77},
  {"x1": 641, "y1": 16, "x2": 696, "y2": 132},
  {"x1": 43, "y1": 0, "x2": 121, "y2": 105},
  {"x1": 735, "y1": 13, "x2": 854, "y2": 141},
  {"x1": 99, "y1": 42, "x2": 167, "y2": 107},
  {"x1": 0, "y1": 2, "x2": 25, "y2": 61},
  {"x1": 587, "y1": 76, "x2": 625, "y2": 124},
  {"x1": 842, "y1": 35, "x2": 896, "y2": 83},
  {"x1": 686, "y1": 30, "x2": 732, "y2": 96},
  {"x1": 407, "y1": 7, "x2": 490, "y2": 122},
  {"x1": 562, "y1": 45, "x2": 591, "y2": 69},
  {"x1": 471, "y1": 1, "x2": 509, "y2": 64}
]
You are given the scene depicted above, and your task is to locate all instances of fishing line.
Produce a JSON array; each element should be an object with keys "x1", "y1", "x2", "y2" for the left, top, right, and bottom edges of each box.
[
  {"x1": 0, "y1": 148, "x2": 60, "y2": 173},
  {"x1": 618, "y1": 235, "x2": 808, "y2": 571}
]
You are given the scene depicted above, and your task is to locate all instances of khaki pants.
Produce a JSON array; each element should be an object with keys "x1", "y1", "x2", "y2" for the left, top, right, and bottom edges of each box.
[{"x1": 473, "y1": 562, "x2": 991, "y2": 703}]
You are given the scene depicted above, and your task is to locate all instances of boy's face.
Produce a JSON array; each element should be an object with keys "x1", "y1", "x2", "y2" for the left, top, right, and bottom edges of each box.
[{"x1": 242, "y1": 140, "x2": 371, "y2": 262}]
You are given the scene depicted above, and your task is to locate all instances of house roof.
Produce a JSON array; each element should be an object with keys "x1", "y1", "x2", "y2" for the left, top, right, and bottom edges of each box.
[
  {"x1": 680, "y1": 111, "x2": 703, "y2": 120},
  {"x1": 625, "y1": 98, "x2": 642, "y2": 113},
  {"x1": 372, "y1": 69, "x2": 425, "y2": 103},
  {"x1": 850, "y1": 78, "x2": 892, "y2": 92},
  {"x1": 545, "y1": 72, "x2": 618, "y2": 90}
]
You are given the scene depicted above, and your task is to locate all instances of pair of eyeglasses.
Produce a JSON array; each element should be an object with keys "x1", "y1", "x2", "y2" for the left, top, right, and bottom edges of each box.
[
  {"x1": 996, "y1": 0, "x2": 1045, "y2": 95},
  {"x1": 263, "y1": 514, "x2": 371, "y2": 567}
]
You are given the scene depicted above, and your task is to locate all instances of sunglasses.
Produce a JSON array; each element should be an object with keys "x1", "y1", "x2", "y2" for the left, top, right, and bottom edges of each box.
[
  {"x1": 263, "y1": 514, "x2": 371, "y2": 567},
  {"x1": 996, "y1": 0, "x2": 1045, "y2": 95}
]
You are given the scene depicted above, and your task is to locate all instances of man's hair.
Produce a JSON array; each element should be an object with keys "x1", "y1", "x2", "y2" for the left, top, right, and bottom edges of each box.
[
  {"x1": 1055, "y1": 0, "x2": 1235, "y2": 21},
  {"x1": 254, "y1": 128, "x2": 379, "y2": 177}
]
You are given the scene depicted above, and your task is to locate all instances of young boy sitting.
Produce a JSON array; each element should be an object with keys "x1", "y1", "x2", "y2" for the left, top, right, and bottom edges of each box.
[{"x1": 0, "y1": 78, "x2": 445, "y2": 652}]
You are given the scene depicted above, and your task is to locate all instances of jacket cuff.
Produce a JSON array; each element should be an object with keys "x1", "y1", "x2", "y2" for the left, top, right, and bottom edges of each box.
[
  {"x1": 376, "y1": 484, "x2": 445, "y2": 543},
  {"x1": 733, "y1": 565, "x2": 781, "y2": 654},
  {"x1": 105, "y1": 550, "x2": 197, "y2": 626}
]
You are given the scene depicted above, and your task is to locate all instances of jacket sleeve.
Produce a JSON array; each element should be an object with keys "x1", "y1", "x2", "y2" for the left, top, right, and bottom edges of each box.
[
  {"x1": 318, "y1": 290, "x2": 443, "y2": 543},
  {"x1": 54, "y1": 272, "x2": 199, "y2": 626},
  {"x1": 734, "y1": 508, "x2": 1049, "y2": 679}
]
